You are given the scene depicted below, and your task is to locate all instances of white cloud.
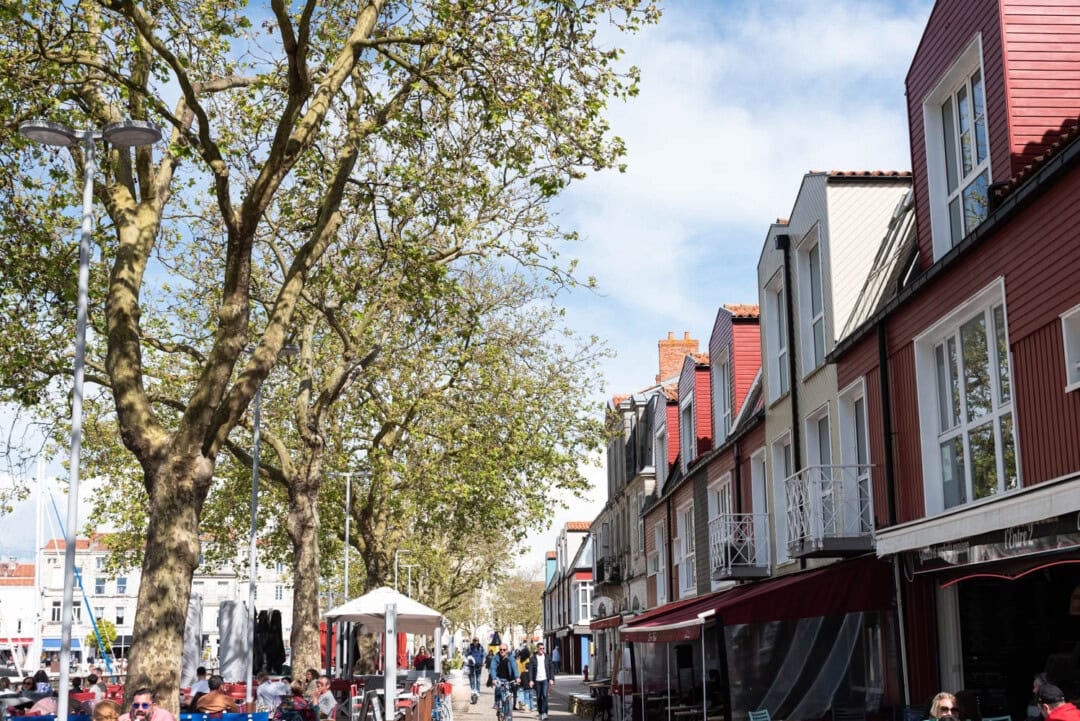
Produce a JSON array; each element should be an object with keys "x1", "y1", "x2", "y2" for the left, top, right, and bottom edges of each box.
[{"x1": 536, "y1": 0, "x2": 934, "y2": 555}]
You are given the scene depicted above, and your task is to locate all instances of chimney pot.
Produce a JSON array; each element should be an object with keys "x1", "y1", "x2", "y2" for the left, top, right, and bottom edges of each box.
[
  {"x1": 683, "y1": 332, "x2": 691, "y2": 340},
  {"x1": 667, "y1": 332, "x2": 674, "y2": 340}
]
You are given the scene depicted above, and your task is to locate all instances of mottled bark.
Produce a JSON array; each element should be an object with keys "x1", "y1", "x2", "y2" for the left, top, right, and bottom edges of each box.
[
  {"x1": 286, "y1": 477, "x2": 321, "y2": 674},
  {"x1": 124, "y1": 457, "x2": 207, "y2": 713}
]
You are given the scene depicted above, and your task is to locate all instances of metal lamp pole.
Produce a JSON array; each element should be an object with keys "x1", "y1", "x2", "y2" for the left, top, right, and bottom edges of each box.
[
  {"x1": 18, "y1": 118, "x2": 160, "y2": 721},
  {"x1": 245, "y1": 345, "x2": 296, "y2": 708},
  {"x1": 394, "y1": 550, "x2": 411, "y2": 593}
]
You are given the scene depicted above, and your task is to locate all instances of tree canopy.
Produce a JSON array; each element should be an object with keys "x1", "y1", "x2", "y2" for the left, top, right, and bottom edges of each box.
[{"x1": 0, "y1": 0, "x2": 655, "y2": 707}]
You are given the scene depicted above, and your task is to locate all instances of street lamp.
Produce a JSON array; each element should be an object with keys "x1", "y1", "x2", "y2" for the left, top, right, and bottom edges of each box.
[
  {"x1": 19, "y1": 117, "x2": 160, "y2": 721},
  {"x1": 327, "y1": 471, "x2": 367, "y2": 600},
  {"x1": 394, "y1": 549, "x2": 412, "y2": 593},
  {"x1": 246, "y1": 344, "x2": 297, "y2": 707},
  {"x1": 400, "y1": 564, "x2": 419, "y2": 597}
]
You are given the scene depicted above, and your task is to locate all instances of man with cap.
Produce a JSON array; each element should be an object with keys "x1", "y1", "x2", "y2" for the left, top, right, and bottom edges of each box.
[{"x1": 1037, "y1": 684, "x2": 1080, "y2": 721}]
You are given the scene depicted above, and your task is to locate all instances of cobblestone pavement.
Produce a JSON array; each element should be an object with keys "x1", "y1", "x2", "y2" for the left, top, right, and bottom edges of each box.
[{"x1": 450, "y1": 674, "x2": 591, "y2": 721}]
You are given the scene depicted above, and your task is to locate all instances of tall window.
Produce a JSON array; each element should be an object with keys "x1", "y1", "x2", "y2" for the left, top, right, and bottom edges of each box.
[
  {"x1": 636, "y1": 493, "x2": 644, "y2": 553},
  {"x1": 772, "y1": 436, "x2": 793, "y2": 563},
  {"x1": 808, "y1": 242, "x2": 826, "y2": 369},
  {"x1": 654, "y1": 426, "x2": 668, "y2": 492},
  {"x1": 653, "y1": 522, "x2": 667, "y2": 605},
  {"x1": 840, "y1": 381, "x2": 873, "y2": 533},
  {"x1": 51, "y1": 601, "x2": 61, "y2": 622},
  {"x1": 116, "y1": 577, "x2": 127, "y2": 594},
  {"x1": 942, "y1": 68, "x2": 989, "y2": 246},
  {"x1": 96, "y1": 556, "x2": 105, "y2": 570},
  {"x1": 934, "y1": 303, "x2": 1015, "y2": 507},
  {"x1": 678, "y1": 504, "x2": 696, "y2": 595},
  {"x1": 916, "y1": 283, "x2": 1018, "y2": 513},
  {"x1": 924, "y1": 37, "x2": 991, "y2": 258},
  {"x1": 275, "y1": 585, "x2": 284, "y2": 601},
  {"x1": 578, "y1": 582, "x2": 593, "y2": 622},
  {"x1": 712, "y1": 353, "x2": 731, "y2": 443},
  {"x1": 94, "y1": 606, "x2": 104, "y2": 621},
  {"x1": 94, "y1": 578, "x2": 105, "y2": 594},
  {"x1": 680, "y1": 397, "x2": 695, "y2": 471},
  {"x1": 115, "y1": 606, "x2": 125, "y2": 625},
  {"x1": 767, "y1": 277, "x2": 790, "y2": 400}
]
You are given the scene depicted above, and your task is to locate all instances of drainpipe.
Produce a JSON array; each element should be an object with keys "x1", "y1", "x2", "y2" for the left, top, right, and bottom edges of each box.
[
  {"x1": 777, "y1": 233, "x2": 804, "y2": 569},
  {"x1": 733, "y1": 439, "x2": 743, "y2": 511},
  {"x1": 877, "y1": 322, "x2": 897, "y2": 526},
  {"x1": 667, "y1": 496, "x2": 675, "y2": 603},
  {"x1": 776, "y1": 234, "x2": 802, "y2": 469}
]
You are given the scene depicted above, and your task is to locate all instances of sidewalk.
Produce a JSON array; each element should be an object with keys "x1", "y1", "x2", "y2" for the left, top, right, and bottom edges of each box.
[{"x1": 452, "y1": 674, "x2": 592, "y2": 721}]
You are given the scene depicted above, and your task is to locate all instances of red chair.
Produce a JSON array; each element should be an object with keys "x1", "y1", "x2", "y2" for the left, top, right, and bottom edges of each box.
[{"x1": 71, "y1": 692, "x2": 96, "y2": 703}]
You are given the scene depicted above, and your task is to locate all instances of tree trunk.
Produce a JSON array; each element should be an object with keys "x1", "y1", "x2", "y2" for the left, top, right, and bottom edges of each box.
[
  {"x1": 286, "y1": 477, "x2": 322, "y2": 675},
  {"x1": 125, "y1": 461, "x2": 205, "y2": 714}
]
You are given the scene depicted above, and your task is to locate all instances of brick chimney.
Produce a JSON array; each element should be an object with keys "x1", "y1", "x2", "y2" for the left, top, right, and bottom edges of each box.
[{"x1": 657, "y1": 331, "x2": 699, "y2": 383}]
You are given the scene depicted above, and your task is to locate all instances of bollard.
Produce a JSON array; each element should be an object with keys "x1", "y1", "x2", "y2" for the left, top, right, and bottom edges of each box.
[{"x1": 583, "y1": 664, "x2": 589, "y2": 682}]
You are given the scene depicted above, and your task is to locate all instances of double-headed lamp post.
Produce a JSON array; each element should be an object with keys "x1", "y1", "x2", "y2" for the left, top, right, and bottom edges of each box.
[{"x1": 19, "y1": 118, "x2": 160, "y2": 721}]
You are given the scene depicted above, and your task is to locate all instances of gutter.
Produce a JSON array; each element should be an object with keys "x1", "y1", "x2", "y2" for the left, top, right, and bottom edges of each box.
[{"x1": 777, "y1": 234, "x2": 802, "y2": 472}]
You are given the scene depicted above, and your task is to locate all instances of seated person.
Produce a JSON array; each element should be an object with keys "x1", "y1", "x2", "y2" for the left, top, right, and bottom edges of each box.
[
  {"x1": 86, "y1": 674, "x2": 105, "y2": 701},
  {"x1": 119, "y1": 688, "x2": 175, "y2": 721},
  {"x1": 314, "y1": 676, "x2": 336, "y2": 720},
  {"x1": 273, "y1": 680, "x2": 316, "y2": 721},
  {"x1": 412, "y1": 647, "x2": 432, "y2": 671},
  {"x1": 27, "y1": 694, "x2": 59, "y2": 716},
  {"x1": 927, "y1": 692, "x2": 958, "y2": 721},
  {"x1": 94, "y1": 699, "x2": 122, "y2": 721},
  {"x1": 194, "y1": 675, "x2": 240, "y2": 714},
  {"x1": 256, "y1": 672, "x2": 291, "y2": 712}
]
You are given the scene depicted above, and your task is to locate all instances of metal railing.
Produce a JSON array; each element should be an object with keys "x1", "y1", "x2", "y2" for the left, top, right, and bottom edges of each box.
[
  {"x1": 785, "y1": 465, "x2": 875, "y2": 553},
  {"x1": 709, "y1": 513, "x2": 770, "y2": 575}
]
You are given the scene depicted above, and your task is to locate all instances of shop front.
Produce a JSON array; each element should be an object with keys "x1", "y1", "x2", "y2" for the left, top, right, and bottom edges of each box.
[
  {"x1": 618, "y1": 556, "x2": 901, "y2": 721},
  {"x1": 898, "y1": 513, "x2": 1080, "y2": 719}
]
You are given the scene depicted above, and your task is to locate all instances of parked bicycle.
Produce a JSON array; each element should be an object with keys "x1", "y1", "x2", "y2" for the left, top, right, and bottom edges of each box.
[{"x1": 432, "y1": 678, "x2": 453, "y2": 721}]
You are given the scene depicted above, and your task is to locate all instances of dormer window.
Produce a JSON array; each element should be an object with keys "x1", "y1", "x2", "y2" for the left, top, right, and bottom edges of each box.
[
  {"x1": 712, "y1": 352, "x2": 731, "y2": 443},
  {"x1": 765, "y1": 273, "x2": 790, "y2": 402},
  {"x1": 654, "y1": 425, "x2": 668, "y2": 492},
  {"x1": 680, "y1": 396, "x2": 695, "y2": 471},
  {"x1": 923, "y1": 35, "x2": 992, "y2": 259}
]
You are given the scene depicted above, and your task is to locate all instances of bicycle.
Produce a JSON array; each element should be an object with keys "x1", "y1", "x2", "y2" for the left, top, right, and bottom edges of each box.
[
  {"x1": 493, "y1": 678, "x2": 517, "y2": 721},
  {"x1": 432, "y1": 678, "x2": 454, "y2": 721}
]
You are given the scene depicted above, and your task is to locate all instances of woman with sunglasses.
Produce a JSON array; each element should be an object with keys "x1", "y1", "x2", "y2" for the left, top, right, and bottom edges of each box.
[{"x1": 929, "y1": 692, "x2": 959, "y2": 721}]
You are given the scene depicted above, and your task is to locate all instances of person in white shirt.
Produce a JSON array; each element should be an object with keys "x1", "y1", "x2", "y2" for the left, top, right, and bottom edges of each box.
[
  {"x1": 527, "y1": 642, "x2": 555, "y2": 721},
  {"x1": 255, "y1": 672, "x2": 291, "y2": 712}
]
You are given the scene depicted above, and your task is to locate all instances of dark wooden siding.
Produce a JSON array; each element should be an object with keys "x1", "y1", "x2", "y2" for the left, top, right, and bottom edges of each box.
[
  {"x1": 709, "y1": 311, "x2": 733, "y2": 437},
  {"x1": 694, "y1": 467, "x2": 711, "y2": 597},
  {"x1": 867, "y1": 155, "x2": 1080, "y2": 529},
  {"x1": 733, "y1": 321, "x2": 761, "y2": 415},
  {"x1": 907, "y1": 0, "x2": 1008, "y2": 267},
  {"x1": 643, "y1": 503, "x2": 663, "y2": 609},
  {"x1": 1002, "y1": 0, "x2": 1080, "y2": 172},
  {"x1": 886, "y1": 344, "x2": 927, "y2": 525}
]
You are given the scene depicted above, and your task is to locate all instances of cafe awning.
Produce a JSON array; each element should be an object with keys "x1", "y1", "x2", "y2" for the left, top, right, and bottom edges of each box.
[
  {"x1": 621, "y1": 556, "x2": 891, "y2": 642},
  {"x1": 42, "y1": 638, "x2": 81, "y2": 651}
]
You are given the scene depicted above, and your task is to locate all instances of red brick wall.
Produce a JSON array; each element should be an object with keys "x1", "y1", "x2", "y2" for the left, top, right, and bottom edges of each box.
[{"x1": 657, "y1": 332, "x2": 699, "y2": 383}]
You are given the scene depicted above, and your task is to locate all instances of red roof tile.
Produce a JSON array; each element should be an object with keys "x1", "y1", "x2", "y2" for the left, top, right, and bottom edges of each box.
[
  {"x1": 565, "y1": 521, "x2": 591, "y2": 532},
  {"x1": 995, "y1": 115, "x2": 1080, "y2": 198},
  {"x1": 44, "y1": 533, "x2": 111, "y2": 552},
  {"x1": 824, "y1": 170, "x2": 912, "y2": 177},
  {"x1": 611, "y1": 393, "x2": 631, "y2": 406},
  {"x1": 662, "y1": 385, "x2": 679, "y2": 401},
  {"x1": 690, "y1": 352, "x2": 710, "y2": 365},
  {"x1": 724, "y1": 304, "x2": 759, "y2": 319},
  {"x1": 546, "y1": 551, "x2": 557, "y2": 559}
]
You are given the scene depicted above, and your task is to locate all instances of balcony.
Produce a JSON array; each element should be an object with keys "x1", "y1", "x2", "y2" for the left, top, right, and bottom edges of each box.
[
  {"x1": 709, "y1": 513, "x2": 770, "y2": 580},
  {"x1": 785, "y1": 465, "x2": 875, "y2": 558},
  {"x1": 607, "y1": 561, "x2": 623, "y2": 584}
]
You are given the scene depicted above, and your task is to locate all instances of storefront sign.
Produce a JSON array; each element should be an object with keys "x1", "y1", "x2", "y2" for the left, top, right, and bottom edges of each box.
[{"x1": 915, "y1": 513, "x2": 1080, "y2": 573}]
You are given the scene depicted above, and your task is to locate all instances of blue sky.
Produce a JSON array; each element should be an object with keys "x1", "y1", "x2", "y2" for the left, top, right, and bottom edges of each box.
[
  {"x1": 527, "y1": 0, "x2": 935, "y2": 563},
  {"x1": 1, "y1": 1, "x2": 938, "y2": 575}
]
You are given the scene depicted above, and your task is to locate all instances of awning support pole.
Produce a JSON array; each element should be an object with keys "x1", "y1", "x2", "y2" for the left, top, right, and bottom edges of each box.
[
  {"x1": 701, "y1": 631, "x2": 707, "y2": 721},
  {"x1": 666, "y1": 644, "x2": 671, "y2": 721}
]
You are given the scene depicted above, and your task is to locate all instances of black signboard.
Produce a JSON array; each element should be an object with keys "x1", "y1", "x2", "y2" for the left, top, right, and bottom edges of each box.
[{"x1": 914, "y1": 513, "x2": 1080, "y2": 573}]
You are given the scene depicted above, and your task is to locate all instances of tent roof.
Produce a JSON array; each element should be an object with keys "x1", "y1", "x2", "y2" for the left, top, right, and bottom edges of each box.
[{"x1": 324, "y1": 586, "x2": 445, "y2": 634}]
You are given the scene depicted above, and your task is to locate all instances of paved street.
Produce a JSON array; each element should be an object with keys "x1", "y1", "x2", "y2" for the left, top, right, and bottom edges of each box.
[{"x1": 452, "y1": 674, "x2": 593, "y2": 721}]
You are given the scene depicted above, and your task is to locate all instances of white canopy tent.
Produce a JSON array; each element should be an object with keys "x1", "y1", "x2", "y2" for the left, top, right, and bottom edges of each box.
[
  {"x1": 325, "y1": 587, "x2": 447, "y2": 721},
  {"x1": 326, "y1": 586, "x2": 446, "y2": 633}
]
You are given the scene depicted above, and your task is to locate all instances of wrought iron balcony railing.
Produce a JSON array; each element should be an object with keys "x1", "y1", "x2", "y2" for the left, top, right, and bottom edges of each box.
[
  {"x1": 708, "y1": 513, "x2": 770, "y2": 580},
  {"x1": 784, "y1": 464, "x2": 875, "y2": 558}
]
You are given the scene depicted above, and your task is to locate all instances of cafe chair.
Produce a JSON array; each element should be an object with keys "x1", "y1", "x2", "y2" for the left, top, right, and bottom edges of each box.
[{"x1": 749, "y1": 708, "x2": 772, "y2": 721}]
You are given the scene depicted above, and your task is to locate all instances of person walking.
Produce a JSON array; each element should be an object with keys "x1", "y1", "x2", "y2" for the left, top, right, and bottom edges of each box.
[
  {"x1": 551, "y1": 644, "x2": 560, "y2": 674},
  {"x1": 517, "y1": 649, "x2": 534, "y2": 714},
  {"x1": 528, "y1": 641, "x2": 555, "y2": 721},
  {"x1": 467, "y1": 638, "x2": 485, "y2": 700}
]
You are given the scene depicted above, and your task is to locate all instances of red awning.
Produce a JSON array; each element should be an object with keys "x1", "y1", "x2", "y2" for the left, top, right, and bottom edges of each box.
[
  {"x1": 620, "y1": 556, "x2": 892, "y2": 643},
  {"x1": 590, "y1": 614, "x2": 624, "y2": 631}
]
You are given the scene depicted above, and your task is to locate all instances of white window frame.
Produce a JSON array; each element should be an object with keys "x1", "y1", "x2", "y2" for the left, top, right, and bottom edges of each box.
[
  {"x1": 712, "y1": 350, "x2": 732, "y2": 443},
  {"x1": 636, "y1": 493, "x2": 645, "y2": 553},
  {"x1": 680, "y1": 394, "x2": 696, "y2": 472},
  {"x1": 51, "y1": 601, "x2": 61, "y2": 622},
  {"x1": 797, "y1": 224, "x2": 828, "y2": 375},
  {"x1": 765, "y1": 272, "x2": 790, "y2": 402},
  {"x1": 654, "y1": 521, "x2": 667, "y2": 605},
  {"x1": 116, "y1": 576, "x2": 127, "y2": 594},
  {"x1": 115, "y1": 606, "x2": 125, "y2": 625},
  {"x1": 839, "y1": 378, "x2": 873, "y2": 532},
  {"x1": 708, "y1": 473, "x2": 734, "y2": 591},
  {"x1": 94, "y1": 577, "x2": 105, "y2": 594},
  {"x1": 771, "y1": 433, "x2": 793, "y2": 564},
  {"x1": 1061, "y1": 303, "x2": 1080, "y2": 392},
  {"x1": 914, "y1": 278, "x2": 1020, "y2": 514},
  {"x1": 578, "y1": 582, "x2": 593, "y2": 622},
  {"x1": 923, "y1": 34, "x2": 992, "y2": 259},
  {"x1": 654, "y1": 425, "x2": 668, "y2": 493},
  {"x1": 94, "y1": 606, "x2": 104, "y2": 621},
  {"x1": 676, "y1": 502, "x2": 696, "y2": 596}
]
